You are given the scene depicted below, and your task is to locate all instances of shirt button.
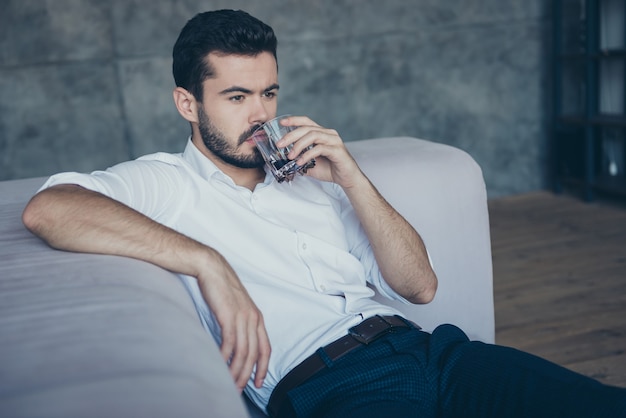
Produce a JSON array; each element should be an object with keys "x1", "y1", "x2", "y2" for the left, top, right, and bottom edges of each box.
[
  {"x1": 319, "y1": 285, "x2": 326, "y2": 292},
  {"x1": 302, "y1": 243, "x2": 307, "y2": 250}
]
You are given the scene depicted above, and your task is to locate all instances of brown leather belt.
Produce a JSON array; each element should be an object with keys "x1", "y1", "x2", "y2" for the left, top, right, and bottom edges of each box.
[{"x1": 267, "y1": 315, "x2": 419, "y2": 417}]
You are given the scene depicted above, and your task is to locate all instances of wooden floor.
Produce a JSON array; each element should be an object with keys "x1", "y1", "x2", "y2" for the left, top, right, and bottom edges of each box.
[{"x1": 489, "y1": 191, "x2": 626, "y2": 388}]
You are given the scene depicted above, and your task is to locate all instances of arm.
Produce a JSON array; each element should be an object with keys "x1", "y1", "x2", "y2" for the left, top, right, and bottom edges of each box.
[
  {"x1": 340, "y1": 174, "x2": 437, "y2": 303},
  {"x1": 22, "y1": 184, "x2": 270, "y2": 391},
  {"x1": 278, "y1": 117, "x2": 438, "y2": 304}
]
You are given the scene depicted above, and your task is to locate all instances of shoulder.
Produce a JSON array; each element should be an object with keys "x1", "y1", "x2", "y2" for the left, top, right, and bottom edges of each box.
[
  {"x1": 110, "y1": 152, "x2": 192, "y2": 183},
  {"x1": 136, "y1": 151, "x2": 185, "y2": 166}
]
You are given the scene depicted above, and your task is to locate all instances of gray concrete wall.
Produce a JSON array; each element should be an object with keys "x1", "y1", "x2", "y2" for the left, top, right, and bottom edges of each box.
[{"x1": 0, "y1": 0, "x2": 551, "y2": 197}]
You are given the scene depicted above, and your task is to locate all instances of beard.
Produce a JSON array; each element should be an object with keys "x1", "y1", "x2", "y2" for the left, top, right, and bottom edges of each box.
[{"x1": 197, "y1": 107, "x2": 264, "y2": 169}]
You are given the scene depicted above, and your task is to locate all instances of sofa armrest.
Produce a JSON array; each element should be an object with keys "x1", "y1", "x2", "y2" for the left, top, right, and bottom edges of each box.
[
  {"x1": 0, "y1": 177, "x2": 250, "y2": 417},
  {"x1": 346, "y1": 137, "x2": 494, "y2": 343}
]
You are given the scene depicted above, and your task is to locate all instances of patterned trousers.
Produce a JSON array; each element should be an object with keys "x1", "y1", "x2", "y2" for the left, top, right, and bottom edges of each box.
[{"x1": 276, "y1": 324, "x2": 626, "y2": 418}]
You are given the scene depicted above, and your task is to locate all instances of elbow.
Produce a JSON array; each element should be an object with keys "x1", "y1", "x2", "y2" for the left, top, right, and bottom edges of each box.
[
  {"x1": 22, "y1": 184, "x2": 75, "y2": 238},
  {"x1": 22, "y1": 192, "x2": 45, "y2": 235},
  {"x1": 408, "y1": 271, "x2": 438, "y2": 305},
  {"x1": 421, "y1": 275, "x2": 438, "y2": 304}
]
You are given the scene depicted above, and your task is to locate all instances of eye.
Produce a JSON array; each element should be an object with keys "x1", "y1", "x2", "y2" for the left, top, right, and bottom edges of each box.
[
  {"x1": 263, "y1": 91, "x2": 277, "y2": 99},
  {"x1": 229, "y1": 95, "x2": 245, "y2": 102}
]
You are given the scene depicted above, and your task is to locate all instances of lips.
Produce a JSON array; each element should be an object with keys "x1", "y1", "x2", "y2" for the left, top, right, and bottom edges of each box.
[{"x1": 241, "y1": 125, "x2": 263, "y2": 146}]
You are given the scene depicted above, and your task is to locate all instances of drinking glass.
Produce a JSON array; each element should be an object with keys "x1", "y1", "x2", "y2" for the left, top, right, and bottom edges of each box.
[{"x1": 251, "y1": 115, "x2": 315, "y2": 182}]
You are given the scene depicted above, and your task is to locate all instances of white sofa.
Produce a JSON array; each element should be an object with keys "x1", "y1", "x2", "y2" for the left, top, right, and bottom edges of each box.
[{"x1": 0, "y1": 137, "x2": 493, "y2": 417}]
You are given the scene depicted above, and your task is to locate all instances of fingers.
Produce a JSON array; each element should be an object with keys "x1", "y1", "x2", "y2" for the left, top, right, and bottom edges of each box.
[
  {"x1": 280, "y1": 115, "x2": 319, "y2": 129},
  {"x1": 230, "y1": 314, "x2": 254, "y2": 391},
  {"x1": 220, "y1": 310, "x2": 271, "y2": 392},
  {"x1": 276, "y1": 116, "x2": 328, "y2": 149},
  {"x1": 254, "y1": 320, "x2": 272, "y2": 388},
  {"x1": 278, "y1": 126, "x2": 341, "y2": 159}
]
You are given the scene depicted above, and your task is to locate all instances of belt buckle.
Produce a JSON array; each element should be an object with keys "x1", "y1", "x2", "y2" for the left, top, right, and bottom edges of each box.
[{"x1": 348, "y1": 315, "x2": 394, "y2": 345}]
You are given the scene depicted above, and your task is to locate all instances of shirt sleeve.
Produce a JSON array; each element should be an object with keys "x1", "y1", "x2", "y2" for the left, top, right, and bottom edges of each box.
[{"x1": 40, "y1": 154, "x2": 187, "y2": 225}]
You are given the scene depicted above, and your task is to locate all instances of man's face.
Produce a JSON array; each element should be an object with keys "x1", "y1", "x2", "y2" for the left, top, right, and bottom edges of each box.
[{"x1": 194, "y1": 52, "x2": 279, "y2": 169}]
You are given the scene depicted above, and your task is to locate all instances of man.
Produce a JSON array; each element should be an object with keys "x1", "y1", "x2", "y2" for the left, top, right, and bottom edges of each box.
[{"x1": 22, "y1": 9, "x2": 625, "y2": 418}]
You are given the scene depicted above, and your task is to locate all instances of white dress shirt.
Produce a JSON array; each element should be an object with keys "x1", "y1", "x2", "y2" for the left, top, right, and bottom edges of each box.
[{"x1": 41, "y1": 139, "x2": 409, "y2": 409}]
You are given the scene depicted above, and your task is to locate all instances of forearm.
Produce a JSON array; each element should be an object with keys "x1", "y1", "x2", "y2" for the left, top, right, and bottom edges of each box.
[
  {"x1": 22, "y1": 184, "x2": 214, "y2": 278},
  {"x1": 342, "y1": 173, "x2": 437, "y2": 304}
]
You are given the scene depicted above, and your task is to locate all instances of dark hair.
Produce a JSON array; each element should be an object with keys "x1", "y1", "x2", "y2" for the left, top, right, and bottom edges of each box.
[{"x1": 172, "y1": 9, "x2": 278, "y2": 101}]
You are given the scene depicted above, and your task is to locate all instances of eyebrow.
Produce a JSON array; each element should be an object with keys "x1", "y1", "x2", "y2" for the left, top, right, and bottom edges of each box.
[{"x1": 219, "y1": 84, "x2": 280, "y2": 96}]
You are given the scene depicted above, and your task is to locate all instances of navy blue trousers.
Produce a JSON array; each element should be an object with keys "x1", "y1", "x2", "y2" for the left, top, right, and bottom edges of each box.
[{"x1": 277, "y1": 324, "x2": 626, "y2": 418}]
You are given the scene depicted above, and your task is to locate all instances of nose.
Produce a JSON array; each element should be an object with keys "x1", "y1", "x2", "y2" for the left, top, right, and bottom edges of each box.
[{"x1": 249, "y1": 97, "x2": 271, "y2": 126}]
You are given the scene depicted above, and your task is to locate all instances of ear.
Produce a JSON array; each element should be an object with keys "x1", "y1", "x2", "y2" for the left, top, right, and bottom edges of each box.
[{"x1": 173, "y1": 87, "x2": 198, "y2": 123}]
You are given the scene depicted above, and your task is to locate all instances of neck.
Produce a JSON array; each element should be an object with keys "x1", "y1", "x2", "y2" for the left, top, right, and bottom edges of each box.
[{"x1": 221, "y1": 164, "x2": 266, "y2": 191}]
